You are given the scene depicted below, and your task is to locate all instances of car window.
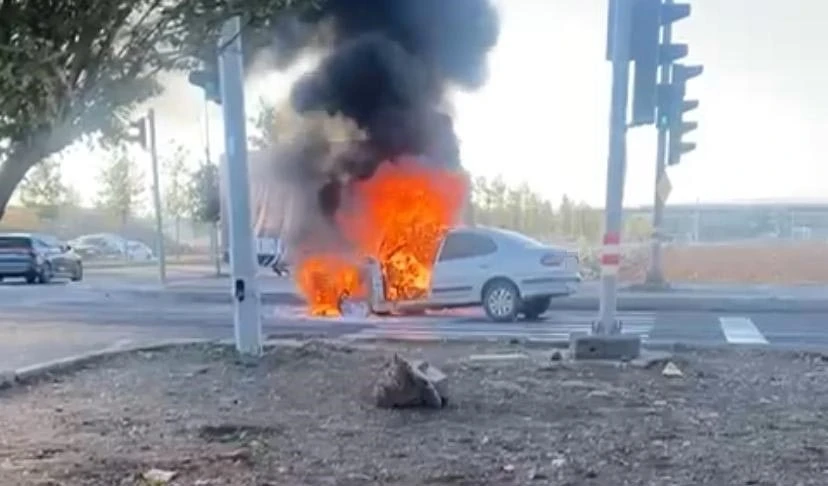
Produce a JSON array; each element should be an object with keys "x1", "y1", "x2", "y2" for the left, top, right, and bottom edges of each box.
[
  {"x1": 493, "y1": 228, "x2": 546, "y2": 247},
  {"x1": 0, "y1": 236, "x2": 32, "y2": 249},
  {"x1": 32, "y1": 239, "x2": 52, "y2": 250},
  {"x1": 438, "y1": 232, "x2": 498, "y2": 261}
]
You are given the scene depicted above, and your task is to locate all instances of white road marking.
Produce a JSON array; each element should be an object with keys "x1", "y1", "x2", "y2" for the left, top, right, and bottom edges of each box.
[{"x1": 719, "y1": 316, "x2": 768, "y2": 344}]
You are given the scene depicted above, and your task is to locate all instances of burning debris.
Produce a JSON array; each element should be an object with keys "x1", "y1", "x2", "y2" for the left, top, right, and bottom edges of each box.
[{"x1": 264, "y1": 0, "x2": 500, "y2": 316}]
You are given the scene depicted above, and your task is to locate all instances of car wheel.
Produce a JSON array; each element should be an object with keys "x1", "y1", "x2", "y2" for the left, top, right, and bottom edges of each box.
[
  {"x1": 71, "y1": 262, "x2": 83, "y2": 282},
  {"x1": 38, "y1": 262, "x2": 53, "y2": 284},
  {"x1": 482, "y1": 279, "x2": 520, "y2": 323},
  {"x1": 522, "y1": 296, "x2": 551, "y2": 320}
]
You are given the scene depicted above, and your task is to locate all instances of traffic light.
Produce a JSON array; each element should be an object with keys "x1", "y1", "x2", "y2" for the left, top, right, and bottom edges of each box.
[
  {"x1": 127, "y1": 117, "x2": 148, "y2": 150},
  {"x1": 629, "y1": 0, "x2": 693, "y2": 126},
  {"x1": 188, "y1": 70, "x2": 221, "y2": 104},
  {"x1": 662, "y1": 63, "x2": 702, "y2": 165}
]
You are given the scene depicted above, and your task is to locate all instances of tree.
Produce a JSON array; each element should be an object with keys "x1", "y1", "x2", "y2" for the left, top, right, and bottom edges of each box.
[
  {"x1": 96, "y1": 146, "x2": 145, "y2": 226},
  {"x1": 0, "y1": 0, "x2": 322, "y2": 221},
  {"x1": 15, "y1": 157, "x2": 68, "y2": 220},
  {"x1": 187, "y1": 163, "x2": 221, "y2": 224},
  {"x1": 163, "y1": 144, "x2": 191, "y2": 254}
]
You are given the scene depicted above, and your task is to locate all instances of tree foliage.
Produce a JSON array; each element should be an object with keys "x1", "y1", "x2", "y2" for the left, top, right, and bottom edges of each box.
[
  {"x1": 0, "y1": 0, "x2": 322, "y2": 220},
  {"x1": 469, "y1": 176, "x2": 651, "y2": 245},
  {"x1": 187, "y1": 162, "x2": 220, "y2": 223},
  {"x1": 96, "y1": 145, "x2": 145, "y2": 225},
  {"x1": 163, "y1": 143, "x2": 191, "y2": 221},
  {"x1": 16, "y1": 157, "x2": 68, "y2": 219}
]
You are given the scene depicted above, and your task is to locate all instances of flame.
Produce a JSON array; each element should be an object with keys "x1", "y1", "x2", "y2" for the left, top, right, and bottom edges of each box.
[{"x1": 295, "y1": 157, "x2": 467, "y2": 316}]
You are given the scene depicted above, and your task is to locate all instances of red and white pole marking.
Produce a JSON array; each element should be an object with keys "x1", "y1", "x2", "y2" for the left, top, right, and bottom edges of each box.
[{"x1": 601, "y1": 232, "x2": 621, "y2": 276}]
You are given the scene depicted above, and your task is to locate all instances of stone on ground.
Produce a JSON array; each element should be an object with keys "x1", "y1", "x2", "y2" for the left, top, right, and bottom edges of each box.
[{"x1": 372, "y1": 354, "x2": 448, "y2": 409}]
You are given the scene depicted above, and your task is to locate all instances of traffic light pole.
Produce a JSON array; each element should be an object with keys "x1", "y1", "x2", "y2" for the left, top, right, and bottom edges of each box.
[
  {"x1": 595, "y1": 0, "x2": 632, "y2": 336},
  {"x1": 646, "y1": 0, "x2": 673, "y2": 287},
  {"x1": 147, "y1": 109, "x2": 167, "y2": 284},
  {"x1": 218, "y1": 15, "x2": 263, "y2": 359}
]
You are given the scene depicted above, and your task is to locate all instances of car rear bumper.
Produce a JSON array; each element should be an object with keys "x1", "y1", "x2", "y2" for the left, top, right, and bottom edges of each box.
[
  {"x1": 0, "y1": 259, "x2": 37, "y2": 276},
  {"x1": 519, "y1": 275, "x2": 581, "y2": 298}
]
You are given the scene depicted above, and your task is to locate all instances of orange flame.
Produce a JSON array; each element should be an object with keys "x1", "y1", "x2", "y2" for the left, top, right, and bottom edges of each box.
[{"x1": 295, "y1": 157, "x2": 467, "y2": 316}]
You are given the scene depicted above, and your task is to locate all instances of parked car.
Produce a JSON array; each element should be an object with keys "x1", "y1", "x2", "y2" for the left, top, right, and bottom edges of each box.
[
  {"x1": 126, "y1": 240, "x2": 154, "y2": 261},
  {"x1": 69, "y1": 233, "x2": 127, "y2": 258},
  {"x1": 0, "y1": 233, "x2": 83, "y2": 284},
  {"x1": 352, "y1": 226, "x2": 581, "y2": 322}
]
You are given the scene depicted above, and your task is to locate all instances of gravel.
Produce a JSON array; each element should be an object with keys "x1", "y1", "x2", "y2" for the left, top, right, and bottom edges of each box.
[{"x1": 0, "y1": 341, "x2": 826, "y2": 486}]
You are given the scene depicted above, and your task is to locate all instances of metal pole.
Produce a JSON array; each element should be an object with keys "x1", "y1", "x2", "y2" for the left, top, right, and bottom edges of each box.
[
  {"x1": 647, "y1": 0, "x2": 673, "y2": 286},
  {"x1": 218, "y1": 15, "x2": 262, "y2": 358},
  {"x1": 147, "y1": 109, "x2": 167, "y2": 284},
  {"x1": 596, "y1": 0, "x2": 632, "y2": 335}
]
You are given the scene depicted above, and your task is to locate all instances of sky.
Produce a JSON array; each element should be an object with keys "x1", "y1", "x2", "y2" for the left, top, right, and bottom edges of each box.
[{"x1": 57, "y1": 0, "x2": 828, "y2": 209}]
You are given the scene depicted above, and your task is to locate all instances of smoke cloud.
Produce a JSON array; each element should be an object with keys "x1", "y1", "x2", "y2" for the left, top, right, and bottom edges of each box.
[{"x1": 259, "y1": 0, "x2": 500, "y2": 246}]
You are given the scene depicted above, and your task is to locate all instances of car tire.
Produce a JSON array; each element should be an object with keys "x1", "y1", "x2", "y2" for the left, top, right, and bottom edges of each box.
[
  {"x1": 522, "y1": 296, "x2": 551, "y2": 320},
  {"x1": 482, "y1": 278, "x2": 520, "y2": 323},
  {"x1": 38, "y1": 262, "x2": 53, "y2": 284},
  {"x1": 71, "y1": 262, "x2": 83, "y2": 282}
]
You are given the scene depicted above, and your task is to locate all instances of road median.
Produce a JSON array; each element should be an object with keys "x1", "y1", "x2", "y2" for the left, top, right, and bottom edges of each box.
[{"x1": 1, "y1": 340, "x2": 826, "y2": 485}]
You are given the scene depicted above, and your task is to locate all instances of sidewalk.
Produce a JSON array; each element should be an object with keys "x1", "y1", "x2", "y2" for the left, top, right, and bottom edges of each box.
[{"x1": 83, "y1": 276, "x2": 828, "y2": 313}]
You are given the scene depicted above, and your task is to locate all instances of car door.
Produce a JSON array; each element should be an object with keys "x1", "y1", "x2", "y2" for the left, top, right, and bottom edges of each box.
[{"x1": 429, "y1": 230, "x2": 499, "y2": 306}]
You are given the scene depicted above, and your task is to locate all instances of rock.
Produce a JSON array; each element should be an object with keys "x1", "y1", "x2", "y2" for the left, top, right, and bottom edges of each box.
[
  {"x1": 0, "y1": 371, "x2": 15, "y2": 390},
  {"x1": 372, "y1": 354, "x2": 448, "y2": 409},
  {"x1": 662, "y1": 362, "x2": 684, "y2": 378},
  {"x1": 143, "y1": 468, "x2": 176, "y2": 483}
]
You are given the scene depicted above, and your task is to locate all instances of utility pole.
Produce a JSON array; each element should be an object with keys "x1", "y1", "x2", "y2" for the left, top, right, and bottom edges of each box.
[
  {"x1": 147, "y1": 110, "x2": 167, "y2": 284},
  {"x1": 218, "y1": 15, "x2": 262, "y2": 358}
]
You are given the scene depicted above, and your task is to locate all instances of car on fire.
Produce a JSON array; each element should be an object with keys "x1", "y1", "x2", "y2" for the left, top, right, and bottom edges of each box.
[{"x1": 355, "y1": 226, "x2": 581, "y2": 322}]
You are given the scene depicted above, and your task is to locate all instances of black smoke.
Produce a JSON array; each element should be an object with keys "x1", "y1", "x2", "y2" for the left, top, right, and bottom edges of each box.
[{"x1": 273, "y1": 0, "x2": 499, "y2": 219}]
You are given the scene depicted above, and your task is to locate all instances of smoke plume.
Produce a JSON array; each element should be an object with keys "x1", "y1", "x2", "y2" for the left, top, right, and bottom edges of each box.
[{"x1": 264, "y1": 0, "x2": 500, "y2": 244}]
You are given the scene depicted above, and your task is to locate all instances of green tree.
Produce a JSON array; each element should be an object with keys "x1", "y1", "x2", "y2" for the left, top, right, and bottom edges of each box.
[
  {"x1": 96, "y1": 146, "x2": 145, "y2": 226},
  {"x1": 187, "y1": 163, "x2": 221, "y2": 224},
  {"x1": 0, "y1": 0, "x2": 322, "y2": 221},
  {"x1": 163, "y1": 144, "x2": 191, "y2": 254},
  {"x1": 15, "y1": 158, "x2": 68, "y2": 220}
]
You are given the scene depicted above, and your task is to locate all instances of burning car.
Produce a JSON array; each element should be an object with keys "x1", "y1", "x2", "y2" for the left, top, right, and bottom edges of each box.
[
  {"x1": 300, "y1": 225, "x2": 581, "y2": 322},
  {"x1": 359, "y1": 226, "x2": 580, "y2": 322}
]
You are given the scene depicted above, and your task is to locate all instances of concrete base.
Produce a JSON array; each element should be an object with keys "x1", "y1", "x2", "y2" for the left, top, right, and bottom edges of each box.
[{"x1": 570, "y1": 334, "x2": 642, "y2": 361}]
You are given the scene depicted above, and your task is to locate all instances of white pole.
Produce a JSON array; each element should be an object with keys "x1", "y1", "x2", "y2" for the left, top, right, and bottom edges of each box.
[
  {"x1": 147, "y1": 109, "x2": 167, "y2": 284},
  {"x1": 218, "y1": 15, "x2": 262, "y2": 358}
]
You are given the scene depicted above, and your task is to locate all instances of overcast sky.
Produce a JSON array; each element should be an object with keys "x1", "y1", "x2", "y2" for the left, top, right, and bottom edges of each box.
[{"x1": 59, "y1": 0, "x2": 828, "y2": 208}]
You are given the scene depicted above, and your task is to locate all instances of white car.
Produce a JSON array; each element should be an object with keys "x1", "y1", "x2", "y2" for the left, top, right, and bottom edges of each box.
[
  {"x1": 357, "y1": 226, "x2": 581, "y2": 322},
  {"x1": 126, "y1": 240, "x2": 154, "y2": 261}
]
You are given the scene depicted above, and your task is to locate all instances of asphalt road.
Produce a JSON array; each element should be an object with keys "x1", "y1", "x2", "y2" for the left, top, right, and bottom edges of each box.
[{"x1": 2, "y1": 276, "x2": 827, "y2": 370}]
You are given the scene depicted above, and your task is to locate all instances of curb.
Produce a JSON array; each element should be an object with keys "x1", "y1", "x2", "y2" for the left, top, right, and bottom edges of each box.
[
  {"x1": 2, "y1": 338, "x2": 216, "y2": 389},
  {"x1": 0, "y1": 337, "x2": 383, "y2": 390},
  {"x1": 114, "y1": 289, "x2": 828, "y2": 313}
]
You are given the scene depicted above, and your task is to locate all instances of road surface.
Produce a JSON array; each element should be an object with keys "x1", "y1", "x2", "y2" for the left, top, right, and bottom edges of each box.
[{"x1": 1, "y1": 277, "x2": 827, "y2": 370}]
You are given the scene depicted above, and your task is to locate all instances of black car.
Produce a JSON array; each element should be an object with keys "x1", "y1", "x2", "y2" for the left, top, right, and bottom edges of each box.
[{"x1": 0, "y1": 233, "x2": 83, "y2": 284}]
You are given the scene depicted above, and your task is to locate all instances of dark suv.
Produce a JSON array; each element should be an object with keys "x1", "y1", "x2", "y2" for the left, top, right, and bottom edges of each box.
[{"x1": 0, "y1": 233, "x2": 83, "y2": 284}]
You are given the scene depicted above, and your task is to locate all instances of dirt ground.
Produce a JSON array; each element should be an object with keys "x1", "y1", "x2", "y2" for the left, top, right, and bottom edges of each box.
[
  {"x1": 581, "y1": 242, "x2": 828, "y2": 284},
  {"x1": 1, "y1": 341, "x2": 827, "y2": 486}
]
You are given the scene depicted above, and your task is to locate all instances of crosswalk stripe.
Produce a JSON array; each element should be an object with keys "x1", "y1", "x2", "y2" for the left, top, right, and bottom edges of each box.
[{"x1": 719, "y1": 316, "x2": 768, "y2": 344}]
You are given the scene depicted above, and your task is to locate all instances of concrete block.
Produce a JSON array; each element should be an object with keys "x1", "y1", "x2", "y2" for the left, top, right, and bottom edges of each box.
[{"x1": 570, "y1": 334, "x2": 641, "y2": 361}]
